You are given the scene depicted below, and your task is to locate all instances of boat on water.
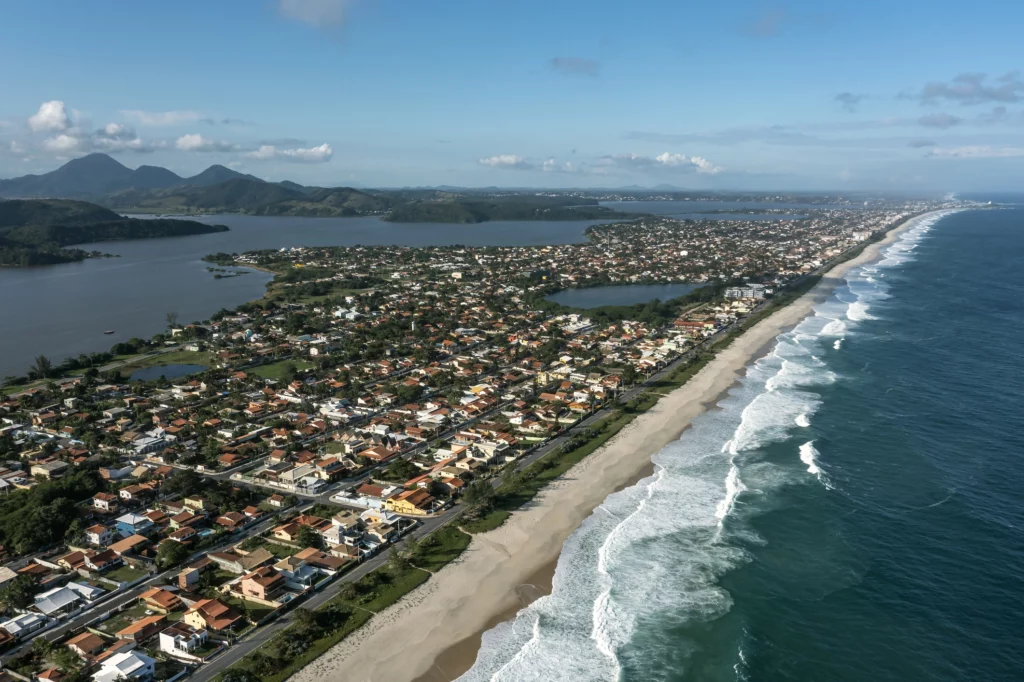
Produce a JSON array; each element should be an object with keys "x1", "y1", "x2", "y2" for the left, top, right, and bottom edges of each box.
[{"x1": 103, "y1": 330, "x2": 115, "y2": 335}]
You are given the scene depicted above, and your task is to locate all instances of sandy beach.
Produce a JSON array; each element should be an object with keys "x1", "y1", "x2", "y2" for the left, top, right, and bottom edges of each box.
[{"x1": 290, "y1": 212, "x2": 936, "y2": 682}]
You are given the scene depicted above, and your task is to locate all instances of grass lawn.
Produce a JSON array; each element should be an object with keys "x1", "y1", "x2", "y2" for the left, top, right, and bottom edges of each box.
[
  {"x1": 262, "y1": 541, "x2": 300, "y2": 559},
  {"x1": 324, "y1": 442, "x2": 346, "y2": 454},
  {"x1": 412, "y1": 527, "x2": 471, "y2": 572},
  {"x1": 249, "y1": 359, "x2": 313, "y2": 381},
  {"x1": 98, "y1": 603, "x2": 152, "y2": 634},
  {"x1": 223, "y1": 596, "x2": 278, "y2": 623},
  {"x1": 344, "y1": 564, "x2": 430, "y2": 613},
  {"x1": 104, "y1": 564, "x2": 149, "y2": 583},
  {"x1": 307, "y1": 502, "x2": 343, "y2": 519},
  {"x1": 116, "y1": 350, "x2": 214, "y2": 375}
]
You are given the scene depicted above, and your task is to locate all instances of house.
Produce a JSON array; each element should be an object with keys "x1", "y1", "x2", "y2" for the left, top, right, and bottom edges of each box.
[
  {"x1": 183, "y1": 496, "x2": 210, "y2": 512},
  {"x1": 84, "y1": 549, "x2": 122, "y2": 573},
  {"x1": 139, "y1": 587, "x2": 183, "y2": 613},
  {"x1": 293, "y1": 546, "x2": 347, "y2": 573},
  {"x1": 158, "y1": 623, "x2": 209, "y2": 661},
  {"x1": 208, "y1": 548, "x2": 273, "y2": 575},
  {"x1": 93, "y1": 493, "x2": 119, "y2": 513},
  {"x1": 385, "y1": 488, "x2": 435, "y2": 516},
  {"x1": 34, "y1": 583, "x2": 104, "y2": 618},
  {"x1": 267, "y1": 494, "x2": 285, "y2": 508},
  {"x1": 85, "y1": 524, "x2": 114, "y2": 547},
  {"x1": 115, "y1": 513, "x2": 153, "y2": 538},
  {"x1": 30, "y1": 461, "x2": 69, "y2": 480},
  {"x1": 0, "y1": 613, "x2": 50, "y2": 639},
  {"x1": 92, "y1": 651, "x2": 156, "y2": 682},
  {"x1": 273, "y1": 556, "x2": 318, "y2": 587},
  {"x1": 109, "y1": 534, "x2": 149, "y2": 556},
  {"x1": 183, "y1": 599, "x2": 243, "y2": 632},
  {"x1": 66, "y1": 631, "x2": 106, "y2": 660},
  {"x1": 237, "y1": 566, "x2": 285, "y2": 601},
  {"x1": 215, "y1": 512, "x2": 246, "y2": 530},
  {"x1": 116, "y1": 614, "x2": 166, "y2": 643}
]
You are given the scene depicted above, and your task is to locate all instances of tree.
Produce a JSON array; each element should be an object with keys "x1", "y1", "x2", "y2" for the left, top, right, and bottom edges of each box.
[
  {"x1": 337, "y1": 582, "x2": 358, "y2": 602},
  {"x1": 621, "y1": 365, "x2": 637, "y2": 387},
  {"x1": 28, "y1": 355, "x2": 55, "y2": 380},
  {"x1": 0, "y1": 574, "x2": 37, "y2": 613},
  {"x1": 463, "y1": 480, "x2": 495, "y2": 510},
  {"x1": 248, "y1": 651, "x2": 279, "y2": 677},
  {"x1": 387, "y1": 546, "x2": 410, "y2": 574},
  {"x1": 221, "y1": 669, "x2": 259, "y2": 682},
  {"x1": 292, "y1": 607, "x2": 318, "y2": 634},
  {"x1": 165, "y1": 311, "x2": 179, "y2": 329},
  {"x1": 296, "y1": 525, "x2": 322, "y2": 549},
  {"x1": 156, "y1": 540, "x2": 191, "y2": 569}
]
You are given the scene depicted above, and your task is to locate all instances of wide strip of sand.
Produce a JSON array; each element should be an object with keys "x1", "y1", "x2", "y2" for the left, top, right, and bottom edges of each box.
[{"x1": 292, "y1": 211, "x2": 942, "y2": 682}]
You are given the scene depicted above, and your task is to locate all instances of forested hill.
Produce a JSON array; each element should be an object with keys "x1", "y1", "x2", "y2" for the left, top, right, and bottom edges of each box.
[{"x1": 0, "y1": 199, "x2": 227, "y2": 267}]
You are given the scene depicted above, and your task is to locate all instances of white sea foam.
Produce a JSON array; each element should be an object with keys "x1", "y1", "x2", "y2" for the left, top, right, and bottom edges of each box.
[
  {"x1": 799, "y1": 440, "x2": 822, "y2": 475},
  {"x1": 459, "y1": 210, "x2": 959, "y2": 681}
]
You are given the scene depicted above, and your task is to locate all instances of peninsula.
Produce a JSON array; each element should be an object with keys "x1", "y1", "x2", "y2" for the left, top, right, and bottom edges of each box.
[{"x1": 0, "y1": 199, "x2": 228, "y2": 266}]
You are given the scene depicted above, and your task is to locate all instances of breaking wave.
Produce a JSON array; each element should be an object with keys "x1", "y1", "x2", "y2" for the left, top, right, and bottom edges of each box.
[{"x1": 458, "y1": 211, "x2": 956, "y2": 682}]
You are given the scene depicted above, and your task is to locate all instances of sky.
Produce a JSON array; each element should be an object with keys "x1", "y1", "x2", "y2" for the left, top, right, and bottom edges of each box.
[{"x1": 2, "y1": 0, "x2": 1024, "y2": 192}]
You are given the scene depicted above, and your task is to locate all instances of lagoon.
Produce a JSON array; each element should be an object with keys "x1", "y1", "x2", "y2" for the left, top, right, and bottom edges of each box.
[
  {"x1": 0, "y1": 215, "x2": 618, "y2": 379},
  {"x1": 546, "y1": 283, "x2": 701, "y2": 308}
]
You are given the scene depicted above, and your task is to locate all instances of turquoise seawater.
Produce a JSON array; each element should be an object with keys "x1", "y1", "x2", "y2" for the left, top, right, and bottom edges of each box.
[{"x1": 459, "y1": 206, "x2": 1024, "y2": 681}]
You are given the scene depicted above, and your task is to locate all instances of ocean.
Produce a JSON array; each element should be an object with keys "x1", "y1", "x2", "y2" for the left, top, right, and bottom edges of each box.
[{"x1": 458, "y1": 206, "x2": 1024, "y2": 681}]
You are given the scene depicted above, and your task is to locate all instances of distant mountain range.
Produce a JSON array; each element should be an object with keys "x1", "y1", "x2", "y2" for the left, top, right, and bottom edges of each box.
[
  {"x1": 0, "y1": 153, "x2": 395, "y2": 217},
  {"x1": 0, "y1": 154, "x2": 646, "y2": 221},
  {"x1": 0, "y1": 153, "x2": 264, "y2": 198}
]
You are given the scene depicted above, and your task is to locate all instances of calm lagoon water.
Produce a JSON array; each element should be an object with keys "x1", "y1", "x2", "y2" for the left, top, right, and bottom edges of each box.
[{"x1": 546, "y1": 283, "x2": 701, "y2": 308}]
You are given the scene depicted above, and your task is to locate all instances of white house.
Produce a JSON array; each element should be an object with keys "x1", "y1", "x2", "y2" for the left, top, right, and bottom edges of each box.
[
  {"x1": 92, "y1": 651, "x2": 156, "y2": 682},
  {"x1": 0, "y1": 613, "x2": 50, "y2": 639},
  {"x1": 33, "y1": 582, "x2": 105, "y2": 618},
  {"x1": 158, "y1": 623, "x2": 209, "y2": 661}
]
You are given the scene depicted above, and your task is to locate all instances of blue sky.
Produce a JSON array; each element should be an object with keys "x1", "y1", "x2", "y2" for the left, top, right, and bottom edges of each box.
[{"x1": 2, "y1": 0, "x2": 1023, "y2": 191}]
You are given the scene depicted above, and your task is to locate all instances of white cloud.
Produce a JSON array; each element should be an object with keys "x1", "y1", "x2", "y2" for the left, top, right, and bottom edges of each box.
[
  {"x1": 28, "y1": 100, "x2": 72, "y2": 132},
  {"x1": 478, "y1": 154, "x2": 532, "y2": 169},
  {"x1": 598, "y1": 152, "x2": 724, "y2": 175},
  {"x1": 542, "y1": 158, "x2": 577, "y2": 173},
  {"x1": 278, "y1": 0, "x2": 352, "y2": 27},
  {"x1": 688, "y1": 156, "x2": 723, "y2": 174},
  {"x1": 246, "y1": 143, "x2": 334, "y2": 163},
  {"x1": 928, "y1": 145, "x2": 1024, "y2": 159},
  {"x1": 654, "y1": 152, "x2": 723, "y2": 173},
  {"x1": 43, "y1": 134, "x2": 81, "y2": 153},
  {"x1": 176, "y1": 133, "x2": 238, "y2": 152},
  {"x1": 122, "y1": 109, "x2": 204, "y2": 126}
]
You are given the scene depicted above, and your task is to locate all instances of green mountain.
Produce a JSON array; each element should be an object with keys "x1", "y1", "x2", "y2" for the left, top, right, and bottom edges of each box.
[
  {"x1": 0, "y1": 198, "x2": 228, "y2": 267},
  {"x1": 107, "y1": 178, "x2": 392, "y2": 216},
  {"x1": 0, "y1": 154, "x2": 265, "y2": 199},
  {"x1": 184, "y1": 164, "x2": 262, "y2": 187}
]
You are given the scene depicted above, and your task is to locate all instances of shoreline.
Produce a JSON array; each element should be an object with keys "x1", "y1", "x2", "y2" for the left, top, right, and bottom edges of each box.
[{"x1": 290, "y1": 210, "x2": 951, "y2": 682}]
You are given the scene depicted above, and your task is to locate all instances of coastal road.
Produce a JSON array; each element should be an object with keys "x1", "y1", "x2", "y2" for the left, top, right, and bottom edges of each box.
[
  {"x1": 189, "y1": 508, "x2": 461, "y2": 682},
  {"x1": 0, "y1": 508, "x2": 286, "y2": 665}
]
